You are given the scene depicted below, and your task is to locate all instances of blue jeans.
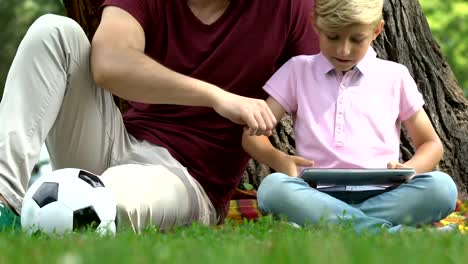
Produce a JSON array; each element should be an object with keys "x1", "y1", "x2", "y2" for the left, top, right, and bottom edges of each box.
[{"x1": 257, "y1": 171, "x2": 457, "y2": 233}]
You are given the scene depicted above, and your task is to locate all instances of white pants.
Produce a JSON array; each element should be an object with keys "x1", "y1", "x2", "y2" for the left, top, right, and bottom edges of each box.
[{"x1": 0, "y1": 14, "x2": 217, "y2": 232}]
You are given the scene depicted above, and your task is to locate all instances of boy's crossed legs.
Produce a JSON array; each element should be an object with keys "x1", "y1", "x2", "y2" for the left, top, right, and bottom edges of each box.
[{"x1": 257, "y1": 172, "x2": 457, "y2": 233}]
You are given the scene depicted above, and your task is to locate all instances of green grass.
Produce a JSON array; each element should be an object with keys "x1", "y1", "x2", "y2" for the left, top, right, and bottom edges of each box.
[{"x1": 1, "y1": 217, "x2": 467, "y2": 264}]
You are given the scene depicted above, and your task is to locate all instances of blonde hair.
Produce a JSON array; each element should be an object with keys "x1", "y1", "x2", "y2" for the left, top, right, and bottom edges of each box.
[{"x1": 315, "y1": 0, "x2": 384, "y2": 32}]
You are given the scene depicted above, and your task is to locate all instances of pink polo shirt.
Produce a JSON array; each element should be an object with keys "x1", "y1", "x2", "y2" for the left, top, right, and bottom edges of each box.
[{"x1": 264, "y1": 48, "x2": 424, "y2": 170}]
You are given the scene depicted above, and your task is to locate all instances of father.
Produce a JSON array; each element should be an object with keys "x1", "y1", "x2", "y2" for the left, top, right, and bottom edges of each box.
[{"x1": 0, "y1": 0, "x2": 319, "y2": 232}]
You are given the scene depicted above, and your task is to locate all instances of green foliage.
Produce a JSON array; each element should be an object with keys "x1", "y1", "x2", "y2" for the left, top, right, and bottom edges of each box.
[
  {"x1": 0, "y1": 0, "x2": 64, "y2": 100},
  {"x1": 0, "y1": 219, "x2": 468, "y2": 264},
  {"x1": 242, "y1": 182, "x2": 254, "y2": 190},
  {"x1": 419, "y1": 0, "x2": 468, "y2": 96}
]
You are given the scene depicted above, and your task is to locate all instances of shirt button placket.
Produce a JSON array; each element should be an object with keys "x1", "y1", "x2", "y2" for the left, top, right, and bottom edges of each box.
[{"x1": 334, "y1": 72, "x2": 351, "y2": 147}]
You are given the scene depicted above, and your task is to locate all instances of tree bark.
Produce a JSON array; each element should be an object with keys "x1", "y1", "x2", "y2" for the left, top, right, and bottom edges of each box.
[
  {"x1": 63, "y1": 0, "x2": 102, "y2": 40},
  {"x1": 63, "y1": 0, "x2": 468, "y2": 194},
  {"x1": 374, "y1": 1, "x2": 468, "y2": 194}
]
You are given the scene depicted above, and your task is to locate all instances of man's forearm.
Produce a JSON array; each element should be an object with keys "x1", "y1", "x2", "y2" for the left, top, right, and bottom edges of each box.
[{"x1": 91, "y1": 47, "x2": 224, "y2": 106}]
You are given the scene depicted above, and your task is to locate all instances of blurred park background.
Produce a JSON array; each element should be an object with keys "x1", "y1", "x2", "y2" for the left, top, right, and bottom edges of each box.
[{"x1": 0, "y1": 0, "x2": 467, "y2": 99}]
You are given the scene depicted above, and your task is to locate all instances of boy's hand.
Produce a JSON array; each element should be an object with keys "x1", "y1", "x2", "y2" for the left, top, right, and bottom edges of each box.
[
  {"x1": 387, "y1": 160, "x2": 416, "y2": 181},
  {"x1": 387, "y1": 161, "x2": 413, "y2": 170},
  {"x1": 277, "y1": 155, "x2": 314, "y2": 177}
]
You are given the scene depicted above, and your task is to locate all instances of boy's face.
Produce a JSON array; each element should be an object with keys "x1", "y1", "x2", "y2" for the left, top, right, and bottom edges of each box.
[{"x1": 317, "y1": 21, "x2": 384, "y2": 72}]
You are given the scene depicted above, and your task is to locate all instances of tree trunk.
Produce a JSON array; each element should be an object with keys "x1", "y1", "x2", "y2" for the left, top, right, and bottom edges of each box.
[
  {"x1": 63, "y1": 0, "x2": 102, "y2": 40},
  {"x1": 63, "y1": 0, "x2": 468, "y2": 194}
]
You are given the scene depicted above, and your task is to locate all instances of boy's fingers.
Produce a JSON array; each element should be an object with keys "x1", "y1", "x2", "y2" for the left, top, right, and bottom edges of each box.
[
  {"x1": 292, "y1": 156, "x2": 314, "y2": 166},
  {"x1": 395, "y1": 163, "x2": 411, "y2": 169},
  {"x1": 387, "y1": 161, "x2": 397, "y2": 169},
  {"x1": 387, "y1": 161, "x2": 411, "y2": 169}
]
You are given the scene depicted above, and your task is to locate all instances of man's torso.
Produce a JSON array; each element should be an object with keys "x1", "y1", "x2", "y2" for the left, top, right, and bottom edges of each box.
[{"x1": 102, "y1": 0, "x2": 319, "y2": 216}]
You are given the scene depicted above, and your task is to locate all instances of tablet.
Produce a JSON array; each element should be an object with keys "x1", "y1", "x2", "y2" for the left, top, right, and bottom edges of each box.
[{"x1": 299, "y1": 168, "x2": 415, "y2": 186}]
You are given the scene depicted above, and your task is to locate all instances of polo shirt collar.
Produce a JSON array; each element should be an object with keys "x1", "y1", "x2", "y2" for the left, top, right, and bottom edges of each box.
[
  {"x1": 318, "y1": 46, "x2": 377, "y2": 76},
  {"x1": 355, "y1": 47, "x2": 377, "y2": 76},
  {"x1": 317, "y1": 52, "x2": 335, "y2": 75}
]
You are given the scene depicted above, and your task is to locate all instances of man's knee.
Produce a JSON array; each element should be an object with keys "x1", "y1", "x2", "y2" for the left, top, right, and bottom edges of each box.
[
  {"x1": 100, "y1": 164, "x2": 188, "y2": 207},
  {"x1": 25, "y1": 14, "x2": 86, "y2": 45},
  {"x1": 100, "y1": 164, "x2": 193, "y2": 232}
]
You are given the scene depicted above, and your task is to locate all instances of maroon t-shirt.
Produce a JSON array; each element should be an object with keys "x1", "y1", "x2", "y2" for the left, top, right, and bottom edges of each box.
[{"x1": 101, "y1": 0, "x2": 319, "y2": 219}]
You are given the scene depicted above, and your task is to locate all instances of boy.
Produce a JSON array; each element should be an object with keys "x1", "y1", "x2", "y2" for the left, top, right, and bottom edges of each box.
[{"x1": 242, "y1": 0, "x2": 457, "y2": 233}]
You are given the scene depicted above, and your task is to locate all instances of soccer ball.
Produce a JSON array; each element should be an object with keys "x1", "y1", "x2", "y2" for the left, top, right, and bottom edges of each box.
[{"x1": 21, "y1": 168, "x2": 117, "y2": 235}]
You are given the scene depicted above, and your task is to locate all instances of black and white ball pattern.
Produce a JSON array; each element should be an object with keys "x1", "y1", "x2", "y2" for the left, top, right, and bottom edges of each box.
[{"x1": 21, "y1": 168, "x2": 117, "y2": 235}]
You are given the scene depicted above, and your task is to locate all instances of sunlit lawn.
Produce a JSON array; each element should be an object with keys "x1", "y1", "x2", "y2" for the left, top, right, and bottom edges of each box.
[{"x1": 1, "y1": 216, "x2": 467, "y2": 264}]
